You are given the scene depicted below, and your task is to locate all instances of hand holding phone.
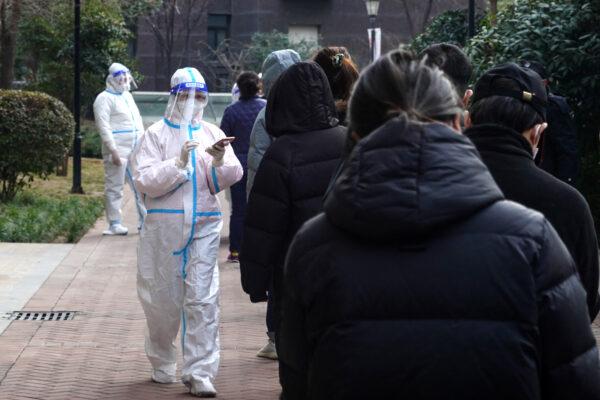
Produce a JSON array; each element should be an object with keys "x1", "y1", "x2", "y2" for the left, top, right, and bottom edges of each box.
[{"x1": 214, "y1": 137, "x2": 235, "y2": 148}]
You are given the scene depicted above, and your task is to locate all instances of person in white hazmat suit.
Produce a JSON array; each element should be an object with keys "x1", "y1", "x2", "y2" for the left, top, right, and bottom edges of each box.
[
  {"x1": 131, "y1": 67, "x2": 243, "y2": 397},
  {"x1": 230, "y1": 82, "x2": 240, "y2": 103},
  {"x1": 93, "y1": 63, "x2": 146, "y2": 235}
]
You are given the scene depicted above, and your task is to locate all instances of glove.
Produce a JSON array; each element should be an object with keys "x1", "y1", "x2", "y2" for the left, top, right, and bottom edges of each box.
[
  {"x1": 205, "y1": 144, "x2": 226, "y2": 167},
  {"x1": 110, "y1": 148, "x2": 122, "y2": 167},
  {"x1": 176, "y1": 140, "x2": 199, "y2": 169}
]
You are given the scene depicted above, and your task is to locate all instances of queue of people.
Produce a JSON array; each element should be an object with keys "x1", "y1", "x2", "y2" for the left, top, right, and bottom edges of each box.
[{"x1": 93, "y1": 44, "x2": 600, "y2": 399}]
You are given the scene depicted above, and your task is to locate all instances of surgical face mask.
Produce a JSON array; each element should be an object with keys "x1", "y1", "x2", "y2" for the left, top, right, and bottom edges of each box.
[
  {"x1": 172, "y1": 99, "x2": 205, "y2": 123},
  {"x1": 192, "y1": 102, "x2": 205, "y2": 120},
  {"x1": 121, "y1": 77, "x2": 131, "y2": 92}
]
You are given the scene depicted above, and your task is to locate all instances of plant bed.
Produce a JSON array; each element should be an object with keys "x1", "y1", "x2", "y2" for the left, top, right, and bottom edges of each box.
[{"x1": 0, "y1": 158, "x2": 105, "y2": 243}]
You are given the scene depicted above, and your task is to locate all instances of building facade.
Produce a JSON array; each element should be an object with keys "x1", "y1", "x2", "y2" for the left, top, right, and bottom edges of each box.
[{"x1": 135, "y1": 0, "x2": 474, "y2": 91}]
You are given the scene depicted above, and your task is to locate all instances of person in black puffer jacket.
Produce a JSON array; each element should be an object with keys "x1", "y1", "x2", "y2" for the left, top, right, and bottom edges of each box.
[
  {"x1": 240, "y1": 62, "x2": 346, "y2": 334},
  {"x1": 278, "y1": 50, "x2": 600, "y2": 400}
]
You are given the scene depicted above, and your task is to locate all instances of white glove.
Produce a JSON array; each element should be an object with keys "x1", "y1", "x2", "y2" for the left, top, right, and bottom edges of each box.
[
  {"x1": 176, "y1": 140, "x2": 199, "y2": 169},
  {"x1": 205, "y1": 144, "x2": 226, "y2": 167},
  {"x1": 110, "y1": 148, "x2": 122, "y2": 167}
]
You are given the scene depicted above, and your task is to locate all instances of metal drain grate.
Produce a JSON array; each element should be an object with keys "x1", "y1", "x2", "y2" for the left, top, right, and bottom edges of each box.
[{"x1": 3, "y1": 311, "x2": 76, "y2": 321}]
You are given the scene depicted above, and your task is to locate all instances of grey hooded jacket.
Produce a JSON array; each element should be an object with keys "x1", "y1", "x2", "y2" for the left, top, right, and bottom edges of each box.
[{"x1": 246, "y1": 49, "x2": 301, "y2": 198}]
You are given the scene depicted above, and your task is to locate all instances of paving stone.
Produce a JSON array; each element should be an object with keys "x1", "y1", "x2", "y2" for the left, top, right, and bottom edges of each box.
[{"x1": 0, "y1": 189, "x2": 279, "y2": 399}]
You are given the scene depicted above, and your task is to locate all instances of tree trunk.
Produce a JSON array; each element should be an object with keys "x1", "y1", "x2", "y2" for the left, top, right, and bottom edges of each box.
[
  {"x1": 490, "y1": 0, "x2": 498, "y2": 26},
  {"x1": 56, "y1": 154, "x2": 68, "y2": 177},
  {"x1": 0, "y1": 0, "x2": 21, "y2": 89}
]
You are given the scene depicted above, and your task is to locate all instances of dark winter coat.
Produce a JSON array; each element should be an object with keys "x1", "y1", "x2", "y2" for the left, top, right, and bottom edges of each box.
[
  {"x1": 466, "y1": 123, "x2": 600, "y2": 319},
  {"x1": 240, "y1": 62, "x2": 345, "y2": 309},
  {"x1": 279, "y1": 116, "x2": 600, "y2": 400},
  {"x1": 220, "y1": 96, "x2": 266, "y2": 167},
  {"x1": 535, "y1": 94, "x2": 579, "y2": 184}
]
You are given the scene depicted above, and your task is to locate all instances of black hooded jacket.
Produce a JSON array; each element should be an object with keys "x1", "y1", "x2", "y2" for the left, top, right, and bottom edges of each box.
[
  {"x1": 240, "y1": 62, "x2": 345, "y2": 305},
  {"x1": 535, "y1": 94, "x2": 579, "y2": 184},
  {"x1": 279, "y1": 117, "x2": 600, "y2": 400},
  {"x1": 466, "y1": 123, "x2": 599, "y2": 319}
]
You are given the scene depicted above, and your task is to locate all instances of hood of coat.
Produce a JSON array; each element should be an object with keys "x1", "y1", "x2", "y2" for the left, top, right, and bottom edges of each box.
[
  {"x1": 266, "y1": 62, "x2": 339, "y2": 138},
  {"x1": 324, "y1": 116, "x2": 504, "y2": 240},
  {"x1": 261, "y1": 49, "x2": 302, "y2": 97}
]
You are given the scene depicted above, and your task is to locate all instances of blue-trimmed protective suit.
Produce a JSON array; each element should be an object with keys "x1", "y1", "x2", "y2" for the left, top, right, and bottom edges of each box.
[
  {"x1": 131, "y1": 67, "x2": 243, "y2": 394},
  {"x1": 93, "y1": 62, "x2": 145, "y2": 230}
]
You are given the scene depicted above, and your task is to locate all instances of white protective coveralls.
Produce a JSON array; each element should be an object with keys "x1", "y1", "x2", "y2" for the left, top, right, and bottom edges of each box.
[
  {"x1": 93, "y1": 62, "x2": 145, "y2": 234},
  {"x1": 131, "y1": 67, "x2": 243, "y2": 396}
]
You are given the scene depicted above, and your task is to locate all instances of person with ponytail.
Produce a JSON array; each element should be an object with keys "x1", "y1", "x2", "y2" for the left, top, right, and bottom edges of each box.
[{"x1": 312, "y1": 46, "x2": 359, "y2": 126}]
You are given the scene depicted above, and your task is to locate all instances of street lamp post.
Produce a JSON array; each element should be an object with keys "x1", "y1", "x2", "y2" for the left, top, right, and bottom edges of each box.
[
  {"x1": 468, "y1": 0, "x2": 475, "y2": 38},
  {"x1": 71, "y1": 0, "x2": 83, "y2": 194},
  {"x1": 365, "y1": 0, "x2": 380, "y2": 63}
]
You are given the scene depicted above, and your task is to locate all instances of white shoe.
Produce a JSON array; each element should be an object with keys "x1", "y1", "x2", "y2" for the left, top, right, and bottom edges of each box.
[
  {"x1": 256, "y1": 339, "x2": 278, "y2": 360},
  {"x1": 102, "y1": 223, "x2": 128, "y2": 236},
  {"x1": 151, "y1": 369, "x2": 177, "y2": 384},
  {"x1": 184, "y1": 379, "x2": 217, "y2": 398}
]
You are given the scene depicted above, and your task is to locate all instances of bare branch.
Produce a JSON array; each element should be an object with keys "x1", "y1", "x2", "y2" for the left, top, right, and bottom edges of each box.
[
  {"x1": 401, "y1": 0, "x2": 415, "y2": 37},
  {"x1": 420, "y1": 0, "x2": 435, "y2": 31}
]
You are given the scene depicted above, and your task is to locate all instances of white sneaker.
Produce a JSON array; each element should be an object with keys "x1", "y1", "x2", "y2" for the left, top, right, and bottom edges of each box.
[
  {"x1": 256, "y1": 339, "x2": 278, "y2": 360},
  {"x1": 184, "y1": 379, "x2": 217, "y2": 398},
  {"x1": 102, "y1": 223, "x2": 128, "y2": 236},
  {"x1": 151, "y1": 369, "x2": 177, "y2": 384}
]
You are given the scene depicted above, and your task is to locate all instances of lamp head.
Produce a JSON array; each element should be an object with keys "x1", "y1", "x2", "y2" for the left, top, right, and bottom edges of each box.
[{"x1": 365, "y1": 0, "x2": 380, "y2": 17}]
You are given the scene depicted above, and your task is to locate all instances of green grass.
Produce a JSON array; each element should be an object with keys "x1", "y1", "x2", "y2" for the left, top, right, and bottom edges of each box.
[
  {"x1": 0, "y1": 157, "x2": 105, "y2": 243},
  {"x1": 0, "y1": 192, "x2": 103, "y2": 243}
]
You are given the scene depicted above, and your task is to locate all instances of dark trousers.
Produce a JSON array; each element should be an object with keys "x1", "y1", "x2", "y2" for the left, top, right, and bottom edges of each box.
[
  {"x1": 266, "y1": 288, "x2": 275, "y2": 333},
  {"x1": 271, "y1": 267, "x2": 283, "y2": 340},
  {"x1": 229, "y1": 169, "x2": 247, "y2": 253}
]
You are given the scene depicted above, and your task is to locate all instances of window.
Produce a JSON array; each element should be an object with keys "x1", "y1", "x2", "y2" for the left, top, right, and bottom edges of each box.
[
  {"x1": 207, "y1": 14, "x2": 231, "y2": 49},
  {"x1": 288, "y1": 25, "x2": 319, "y2": 44}
]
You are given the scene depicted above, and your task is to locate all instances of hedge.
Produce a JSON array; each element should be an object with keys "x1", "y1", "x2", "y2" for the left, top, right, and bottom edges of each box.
[{"x1": 0, "y1": 90, "x2": 74, "y2": 201}]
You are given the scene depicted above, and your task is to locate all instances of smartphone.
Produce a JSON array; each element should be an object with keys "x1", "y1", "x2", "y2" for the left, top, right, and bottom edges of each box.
[{"x1": 215, "y1": 137, "x2": 235, "y2": 147}]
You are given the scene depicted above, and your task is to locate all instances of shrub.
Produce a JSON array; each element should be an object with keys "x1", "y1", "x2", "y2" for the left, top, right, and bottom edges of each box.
[
  {"x1": 81, "y1": 121, "x2": 103, "y2": 159},
  {"x1": 411, "y1": 9, "x2": 485, "y2": 54},
  {"x1": 466, "y1": 0, "x2": 600, "y2": 147},
  {"x1": 0, "y1": 90, "x2": 74, "y2": 201}
]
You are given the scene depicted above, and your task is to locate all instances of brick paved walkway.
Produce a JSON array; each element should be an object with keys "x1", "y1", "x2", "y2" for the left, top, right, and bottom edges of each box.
[
  {"x1": 0, "y1": 190, "x2": 279, "y2": 400},
  {"x1": 1, "y1": 190, "x2": 600, "y2": 400}
]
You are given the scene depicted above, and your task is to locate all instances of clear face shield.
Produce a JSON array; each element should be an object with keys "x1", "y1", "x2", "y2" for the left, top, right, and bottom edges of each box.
[
  {"x1": 107, "y1": 69, "x2": 137, "y2": 93},
  {"x1": 165, "y1": 81, "x2": 209, "y2": 126}
]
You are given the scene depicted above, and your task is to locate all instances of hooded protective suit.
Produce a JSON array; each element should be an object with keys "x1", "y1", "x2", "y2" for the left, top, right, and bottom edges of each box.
[
  {"x1": 93, "y1": 62, "x2": 145, "y2": 233},
  {"x1": 131, "y1": 67, "x2": 243, "y2": 395}
]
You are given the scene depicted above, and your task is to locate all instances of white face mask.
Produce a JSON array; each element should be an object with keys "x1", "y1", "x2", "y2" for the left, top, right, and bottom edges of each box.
[
  {"x1": 192, "y1": 102, "x2": 204, "y2": 120},
  {"x1": 532, "y1": 147, "x2": 539, "y2": 159},
  {"x1": 172, "y1": 99, "x2": 205, "y2": 123}
]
